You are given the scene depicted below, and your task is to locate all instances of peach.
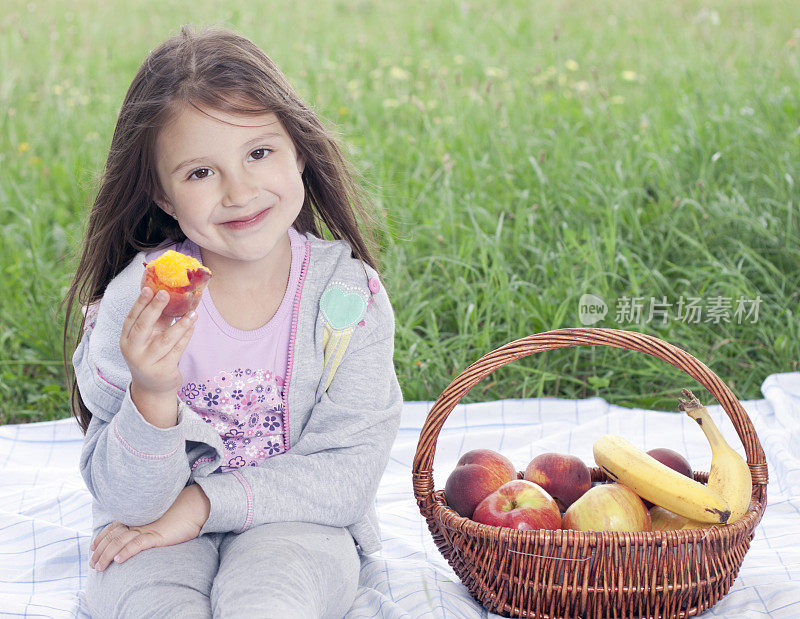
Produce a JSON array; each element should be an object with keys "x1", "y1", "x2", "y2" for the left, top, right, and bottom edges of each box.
[
  {"x1": 523, "y1": 453, "x2": 591, "y2": 511},
  {"x1": 642, "y1": 448, "x2": 693, "y2": 509},
  {"x1": 142, "y1": 250, "x2": 212, "y2": 317},
  {"x1": 444, "y1": 449, "x2": 518, "y2": 519}
]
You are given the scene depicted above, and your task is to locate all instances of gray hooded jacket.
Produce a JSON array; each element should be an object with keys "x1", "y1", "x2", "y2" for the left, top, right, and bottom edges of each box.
[{"x1": 73, "y1": 232, "x2": 402, "y2": 553}]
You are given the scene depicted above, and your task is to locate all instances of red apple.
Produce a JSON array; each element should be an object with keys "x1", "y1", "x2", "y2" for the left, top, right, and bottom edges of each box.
[
  {"x1": 523, "y1": 452, "x2": 591, "y2": 511},
  {"x1": 562, "y1": 483, "x2": 652, "y2": 532},
  {"x1": 472, "y1": 479, "x2": 561, "y2": 530},
  {"x1": 142, "y1": 250, "x2": 212, "y2": 318},
  {"x1": 444, "y1": 449, "x2": 517, "y2": 518},
  {"x1": 642, "y1": 448, "x2": 693, "y2": 509}
]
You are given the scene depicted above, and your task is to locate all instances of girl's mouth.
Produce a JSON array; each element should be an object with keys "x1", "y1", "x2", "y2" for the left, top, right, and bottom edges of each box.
[{"x1": 221, "y1": 208, "x2": 271, "y2": 230}]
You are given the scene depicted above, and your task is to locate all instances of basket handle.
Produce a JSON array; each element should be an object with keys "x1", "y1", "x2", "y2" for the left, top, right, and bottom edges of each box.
[{"x1": 412, "y1": 327, "x2": 768, "y2": 511}]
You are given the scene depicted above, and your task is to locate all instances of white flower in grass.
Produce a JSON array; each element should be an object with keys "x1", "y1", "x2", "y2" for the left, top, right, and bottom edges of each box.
[{"x1": 389, "y1": 67, "x2": 409, "y2": 80}]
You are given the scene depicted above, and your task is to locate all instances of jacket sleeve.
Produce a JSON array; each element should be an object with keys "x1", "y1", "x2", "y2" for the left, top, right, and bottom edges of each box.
[
  {"x1": 79, "y1": 387, "x2": 192, "y2": 525},
  {"x1": 195, "y1": 300, "x2": 402, "y2": 535},
  {"x1": 74, "y1": 254, "x2": 192, "y2": 525}
]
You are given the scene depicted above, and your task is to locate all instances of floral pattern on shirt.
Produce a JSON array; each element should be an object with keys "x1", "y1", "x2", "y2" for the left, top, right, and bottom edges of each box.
[{"x1": 180, "y1": 368, "x2": 285, "y2": 470}]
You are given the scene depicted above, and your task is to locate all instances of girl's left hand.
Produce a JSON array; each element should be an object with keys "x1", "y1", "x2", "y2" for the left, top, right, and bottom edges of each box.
[{"x1": 89, "y1": 484, "x2": 210, "y2": 571}]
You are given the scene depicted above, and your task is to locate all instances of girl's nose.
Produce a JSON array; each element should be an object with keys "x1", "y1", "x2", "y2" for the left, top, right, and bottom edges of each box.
[{"x1": 221, "y1": 172, "x2": 259, "y2": 208}]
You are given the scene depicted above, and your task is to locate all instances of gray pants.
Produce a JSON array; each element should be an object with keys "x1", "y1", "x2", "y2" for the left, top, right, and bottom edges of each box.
[{"x1": 85, "y1": 521, "x2": 360, "y2": 618}]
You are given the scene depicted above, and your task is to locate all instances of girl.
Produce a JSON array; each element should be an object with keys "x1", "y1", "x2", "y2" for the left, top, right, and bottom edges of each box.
[{"x1": 63, "y1": 25, "x2": 402, "y2": 618}]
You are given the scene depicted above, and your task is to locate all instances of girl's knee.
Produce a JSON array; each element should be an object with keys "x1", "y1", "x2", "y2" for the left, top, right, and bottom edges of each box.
[
  {"x1": 85, "y1": 539, "x2": 216, "y2": 618},
  {"x1": 87, "y1": 568, "x2": 212, "y2": 618},
  {"x1": 213, "y1": 523, "x2": 360, "y2": 618}
]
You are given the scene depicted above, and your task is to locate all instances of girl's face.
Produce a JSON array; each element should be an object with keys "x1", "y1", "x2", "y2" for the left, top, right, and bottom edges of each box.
[{"x1": 154, "y1": 105, "x2": 305, "y2": 273}]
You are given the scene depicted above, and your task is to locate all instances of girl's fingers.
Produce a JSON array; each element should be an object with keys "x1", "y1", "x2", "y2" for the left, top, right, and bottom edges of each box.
[
  {"x1": 121, "y1": 287, "x2": 155, "y2": 340},
  {"x1": 149, "y1": 312, "x2": 198, "y2": 361},
  {"x1": 90, "y1": 522, "x2": 127, "y2": 568},
  {"x1": 154, "y1": 313, "x2": 177, "y2": 332},
  {"x1": 124, "y1": 290, "x2": 171, "y2": 345},
  {"x1": 90, "y1": 520, "x2": 125, "y2": 553},
  {"x1": 90, "y1": 527, "x2": 140, "y2": 572},
  {"x1": 109, "y1": 530, "x2": 160, "y2": 566},
  {"x1": 159, "y1": 318, "x2": 197, "y2": 365}
]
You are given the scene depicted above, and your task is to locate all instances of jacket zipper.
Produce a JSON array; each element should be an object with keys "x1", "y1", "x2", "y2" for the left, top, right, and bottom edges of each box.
[{"x1": 282, "y1": 240, "x2": 311, "y2": 451}]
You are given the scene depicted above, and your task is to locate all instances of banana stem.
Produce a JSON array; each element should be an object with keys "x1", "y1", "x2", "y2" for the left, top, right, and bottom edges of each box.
[{"x1": 678, "y1": 389, "x2": 726, "y2": 448}]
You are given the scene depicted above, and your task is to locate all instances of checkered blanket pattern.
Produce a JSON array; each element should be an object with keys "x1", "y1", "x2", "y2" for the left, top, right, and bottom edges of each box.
[{"x1": 2, "y1": 372, "x2": 799, "y2": 617}]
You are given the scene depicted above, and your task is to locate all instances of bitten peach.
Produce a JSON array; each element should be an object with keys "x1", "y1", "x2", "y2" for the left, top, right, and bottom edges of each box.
[{"x1": 142, "y1": 250, "x2": 212, "y2": 317}]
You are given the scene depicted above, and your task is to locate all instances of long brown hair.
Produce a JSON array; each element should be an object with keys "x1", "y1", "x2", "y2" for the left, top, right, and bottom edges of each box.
[{"x1": 63, "y1": 25, "x2": 381, "y2": 433}]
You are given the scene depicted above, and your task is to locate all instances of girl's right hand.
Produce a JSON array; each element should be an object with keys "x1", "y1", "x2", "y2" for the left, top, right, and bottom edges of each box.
[{"x1": 120, "y1": 287, "x2": 198, "y2": 399}]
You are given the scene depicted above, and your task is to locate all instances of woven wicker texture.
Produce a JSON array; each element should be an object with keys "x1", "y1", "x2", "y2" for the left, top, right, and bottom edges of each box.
[{"x1": 412, "y1": 328, "x2": 768, "y2": 618}]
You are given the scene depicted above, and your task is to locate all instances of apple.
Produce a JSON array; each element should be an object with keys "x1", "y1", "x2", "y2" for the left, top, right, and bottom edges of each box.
[
  {"x1": 444, "y1": 449, "x2": 517, "y2": 518},
  {"x1": 650, "y1": 505, "x2": 691, "y2": 531},
  {"x1": 562, "y1": 483, "x2": 652, "y2": 532},
  {"x1": 472, "y1": 480, "x2": 561, "y2": 530},
  {"x1": 642, "y1": 448, "x2": 693, "y2": 509},
  {"x1": 142, "y1": 250, "x2": 212, "y2": 317},
  {"x1": 523, "y1": 452, "x2": 591, "y2": 511},
  {"x1": 650, "y1": 506, "x2": 712, "y2": 532}
]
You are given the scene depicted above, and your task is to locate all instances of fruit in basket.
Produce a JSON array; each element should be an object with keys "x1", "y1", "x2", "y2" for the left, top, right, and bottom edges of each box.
[
  {"x1": 678, "y1": 389, "x2": 752, "y2": 523},
  {"x1": 472, "y1": 479, "x2": 561, "y2": 530},
  {"x1": 562, "y1": 483, "x2": 652, "y2": 532},
  {"x1": 650, "y1": 505, "x2": 689, "y2": 531},
  {"x1": 593, "y1": 434, "x2": 731, "y2": 524},
  {"x1": 444, "y1": 449, "x2": 518, "y2": 518},
  {"x1": 142, "y1": 250, "x2": 212, "y2": 317},
  {"x1": 650, "y1": 505, "x2": 712, "y2": 531},
  {"x1": 523, "y1": 453, "x2": 591, "y2": 511},
  {"x1": 641, "y1": 448, "x2": 694, "y2": 509}
]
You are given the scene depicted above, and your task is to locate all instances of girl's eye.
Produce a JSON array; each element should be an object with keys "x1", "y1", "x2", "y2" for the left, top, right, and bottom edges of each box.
[
  {"x1": 249, "y1": 148, "x2": 271, "y2": 161},
  {"x1": 188, "y1": 168, "x2": 212, "y2": 180}
]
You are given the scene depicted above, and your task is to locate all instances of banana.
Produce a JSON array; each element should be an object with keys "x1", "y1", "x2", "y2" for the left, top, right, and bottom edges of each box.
[
  {"x1": 678, "y1": 389, "x2": 752, "y2": 523},
  {"x1": 593, "y1": 434, "x2": 731, "y2": 524}
]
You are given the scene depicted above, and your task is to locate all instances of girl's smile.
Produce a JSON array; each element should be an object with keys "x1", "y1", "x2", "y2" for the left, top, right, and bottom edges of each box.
[{"x1": 220, "y1": 206, "x2": 272, "y2": 230}]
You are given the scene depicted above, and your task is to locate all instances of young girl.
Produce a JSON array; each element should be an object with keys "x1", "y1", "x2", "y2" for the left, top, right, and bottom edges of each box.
[{"x1": 63, "y1": 25, "x2": 402, "y2": 618}]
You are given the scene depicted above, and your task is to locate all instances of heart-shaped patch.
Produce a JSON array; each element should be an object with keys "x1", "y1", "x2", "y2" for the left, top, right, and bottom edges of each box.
[{"x1": 320, "y1": 284, "x2": 367, "y2": 330}]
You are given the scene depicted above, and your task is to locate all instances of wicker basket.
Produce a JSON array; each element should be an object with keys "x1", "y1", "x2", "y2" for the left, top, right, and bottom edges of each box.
[{"x1": 412, "y1": 328, "x2": 768, "y2": 618}]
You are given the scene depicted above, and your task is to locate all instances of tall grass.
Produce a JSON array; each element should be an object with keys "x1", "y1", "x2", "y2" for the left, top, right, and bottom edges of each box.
[{"x1": 1, "y1": 0, "x2": 798, "y2": 423}]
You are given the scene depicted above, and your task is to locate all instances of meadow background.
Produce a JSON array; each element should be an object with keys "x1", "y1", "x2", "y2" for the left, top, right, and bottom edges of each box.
[{"x1": 0, "y1": 0, "x2": 798, "y2": 424}]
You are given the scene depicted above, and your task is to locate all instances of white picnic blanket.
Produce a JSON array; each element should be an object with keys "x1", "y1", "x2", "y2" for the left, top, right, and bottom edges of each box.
[{"x1": 2, "y1": 372, "x2": 799, "y2": 618}]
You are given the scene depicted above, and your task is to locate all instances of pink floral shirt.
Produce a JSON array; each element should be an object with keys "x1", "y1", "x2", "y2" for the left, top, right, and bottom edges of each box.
[{"x1": 145, "y1": 228, "x2": 307, "y2": 471}]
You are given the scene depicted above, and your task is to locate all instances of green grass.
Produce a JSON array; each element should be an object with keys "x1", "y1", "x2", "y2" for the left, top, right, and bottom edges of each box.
[{"x1": 1, "y1": 0, "x2": 799, "y2": 424}]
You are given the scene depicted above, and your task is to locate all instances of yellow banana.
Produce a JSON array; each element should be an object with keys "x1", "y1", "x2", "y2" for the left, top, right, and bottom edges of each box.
[
  {"x1": 593, "y1": 434, "x2": 731, "y2": 524},
  {"x1": 678, "y1": 389, "x2": 752, "y2": 523}
]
